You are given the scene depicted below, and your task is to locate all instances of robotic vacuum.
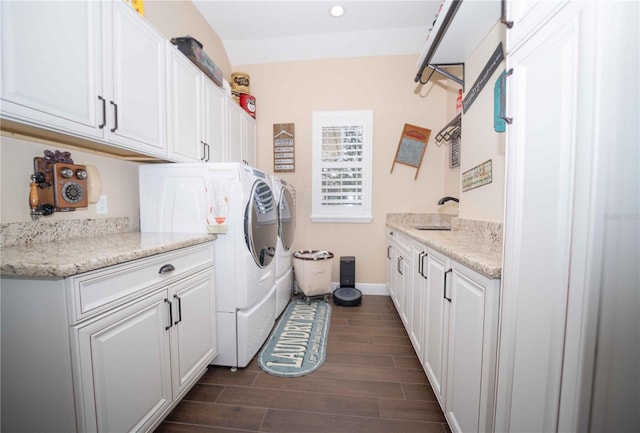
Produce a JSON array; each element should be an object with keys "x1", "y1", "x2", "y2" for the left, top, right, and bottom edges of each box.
[{"x1": 333, "y1": 287, "x2": 362, "y2": 307}]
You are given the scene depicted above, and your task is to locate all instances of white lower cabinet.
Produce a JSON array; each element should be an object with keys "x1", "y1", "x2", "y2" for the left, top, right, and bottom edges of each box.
[
  {"x1": 74, "y1": 290, "x2": 173, "y2": 433},
  {"x1": 169, "y1": 271, "x2": 218, "y2": 397},
  {"x1": 0, "y1": 243, "x2": 216, "y2": 433},
  {"x1": 444, "y1": 263, "x2": 500, "y2": 433},
  {"x1": 386, "y1": 228, "x2": 411, "y2": 321},
  {"x1": 387, "y1": 230, "x2": 500, "y2": 433},
  {"x1": 422, "y1": 245, "x2": 449, "y2": 404}
]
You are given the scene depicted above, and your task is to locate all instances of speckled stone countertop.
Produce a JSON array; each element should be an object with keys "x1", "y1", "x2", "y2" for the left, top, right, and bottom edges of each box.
[
  {"x1": 1, "y1": 232, "x2": 216, "y2": 278},
  {"x1": 386, "y1": 213, "x2": 503, "y2": 278}
]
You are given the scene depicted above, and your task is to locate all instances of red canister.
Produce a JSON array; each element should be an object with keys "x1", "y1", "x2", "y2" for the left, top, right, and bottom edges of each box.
[{"x1": 240, "y1": 94, "x2": 256, "y2": 118}]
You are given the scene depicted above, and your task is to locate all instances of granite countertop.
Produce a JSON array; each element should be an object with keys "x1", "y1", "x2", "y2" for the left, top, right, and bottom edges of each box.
[
  {"x1": 386, "y1": 214, "x2": 503, "y2": 278},
  {"x1": 1, "y1": 232, "x2": 217, "y2": 278}
]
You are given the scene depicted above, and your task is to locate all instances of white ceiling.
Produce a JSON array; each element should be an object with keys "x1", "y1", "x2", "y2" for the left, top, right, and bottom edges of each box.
[{"x1": 192, "y1": 0, "x2": 442, "y2": 66}]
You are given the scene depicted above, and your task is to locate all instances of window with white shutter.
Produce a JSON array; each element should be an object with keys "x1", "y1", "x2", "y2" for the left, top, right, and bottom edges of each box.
[{"x1": 311, "y1": 110, "x2": 373, "y2": 223}]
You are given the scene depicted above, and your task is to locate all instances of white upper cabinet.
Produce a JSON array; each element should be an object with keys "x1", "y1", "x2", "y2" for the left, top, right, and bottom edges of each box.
[
  {"x1": 0, "y1": 1, "x2": 167, "y2": 158},
  {"x1": 202, "y1": 78, "x2": 226, "y2": 163},
  {"x1": 104, "y1": 0, "x2": 167, "y2": 156},
  {"x1": 226, "y1": 101, "x2": 243, "y2": 164},
  {"x1": 505, "y1": 0, "x2": 568, "y2": 51},
  {"x1": 0, "y1": 1, "x2": 104, "y2": 138},
  {"x1": 166, "y1": 44, "x2": 203, "y2": 162},
  {"x1": 166, "y1": 43, "x2": 228, "y2": 164},
  {"x1": 243, "y1": 114, "x2": 256, "y2": 167}
]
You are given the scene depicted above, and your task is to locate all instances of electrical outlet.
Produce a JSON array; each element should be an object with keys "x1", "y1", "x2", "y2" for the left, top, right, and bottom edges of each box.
[{"x1": 96, "y1": 195, "x2": 108, "y2": 214}]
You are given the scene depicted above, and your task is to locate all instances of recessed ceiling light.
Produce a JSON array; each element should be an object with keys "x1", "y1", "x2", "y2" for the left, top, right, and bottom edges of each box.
[{"x1": 330, "y1": 5, "x2": 345, "y2": 17}]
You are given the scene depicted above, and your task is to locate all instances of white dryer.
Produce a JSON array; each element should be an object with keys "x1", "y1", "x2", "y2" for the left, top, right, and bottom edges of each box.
[
  {"x1": 271, "y1": 175, "x2": 296, "y2": 317},
  {"x1": 139, "y1": 162, "x2": 278, "y2": 368}
]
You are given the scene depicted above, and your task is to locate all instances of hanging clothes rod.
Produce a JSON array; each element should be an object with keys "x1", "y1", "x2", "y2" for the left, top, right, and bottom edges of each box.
[{"x1": 415, "y1": 0, "x2": 463, "y2": 85}]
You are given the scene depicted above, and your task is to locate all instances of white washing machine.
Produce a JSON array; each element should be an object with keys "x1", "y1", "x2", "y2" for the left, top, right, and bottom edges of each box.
[
  {"x1": 271, "y1": 175, "x2": 296, "y2": 317},
  {"x1": 139, "y1": 162, "x2": 278, "y2": 368}
]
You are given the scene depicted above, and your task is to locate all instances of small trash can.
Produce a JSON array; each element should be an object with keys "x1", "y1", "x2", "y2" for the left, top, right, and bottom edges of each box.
[{"x1": 293, "y1": 250, "x2": 334, "y2": 301}]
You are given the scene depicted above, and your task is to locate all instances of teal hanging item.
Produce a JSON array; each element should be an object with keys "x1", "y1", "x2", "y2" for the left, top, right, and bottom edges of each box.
[{"x1": 494, "y1": 70, "x2": 507, "y2": 133}]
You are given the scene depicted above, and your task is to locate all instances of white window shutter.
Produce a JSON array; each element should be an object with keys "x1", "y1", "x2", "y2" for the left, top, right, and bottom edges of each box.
[{"x1": 312, "y1": 110, "x2": 373, "y2": 223}]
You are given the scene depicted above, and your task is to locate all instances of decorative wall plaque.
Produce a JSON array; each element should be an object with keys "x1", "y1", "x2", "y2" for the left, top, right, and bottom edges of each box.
[
  {"x1": 273, "y1": 123, "x2": 295, "y2": 172},
  {"x1": 462, "y1": 159, "x2": 492, "y2": 192}
]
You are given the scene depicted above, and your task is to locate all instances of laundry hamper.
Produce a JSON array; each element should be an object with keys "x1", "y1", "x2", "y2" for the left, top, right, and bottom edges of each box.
[{"x1": 293, "y1": 250, "x2": 334, "y2": 303}]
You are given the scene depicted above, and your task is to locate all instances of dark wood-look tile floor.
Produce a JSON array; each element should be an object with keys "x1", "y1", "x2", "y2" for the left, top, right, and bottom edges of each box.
[{"x1": 155, "y1": 295, "x2": 451, "y2": 433}]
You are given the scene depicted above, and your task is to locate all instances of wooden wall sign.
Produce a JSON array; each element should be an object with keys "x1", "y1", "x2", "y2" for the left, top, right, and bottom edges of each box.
[
  {"x1": 391, "y1": 123, "x2": 431, "y2": 179},
  {"x1": 273, "y1": 123, "x2": 295, "y2": 172},
  {"x1": 462, "y1": 159, "x2": 493, "y2": 192}
]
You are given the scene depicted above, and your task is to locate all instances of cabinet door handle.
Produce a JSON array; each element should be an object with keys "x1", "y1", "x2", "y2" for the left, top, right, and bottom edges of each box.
[
  {"x1": 110, "y1": 101, "x2": 119, "y2": 133},
  {"x1": 501, "y1": 0, "x2": 513, "y2": 28},
  {"x1": 444, "y1": 268, "x2": 453, "y2": 302},
  {"x1": 421, "y1": 253, "x2": 428, "y2": 279},
  {"x1": 500, "y1": 69, "x2": 514, "y2": 124},
  {"x1": 387, "y1": 245, "x2": 391, "y2": 260},
  {"x1": 397, "y1": 256, "x2": 403, "y2": 275},
  {"x1": 418, "y1": 252, "x2": 424, "y2": 276},
  {"x1": 159, "y1": 264, "x2": 175, "y2": 274},
  {"x1": 200, "y1": 141, "x2": 207, "y2": 161},
  {"x1": 205, "y1": 143, "x2": 210, "y2": 161},
  {"x1": 173, "y1": 294, "x2": 183, "y2": 325},
  {"x1": 164, "y1": 298, "x2": 173, "y2": 330},
  {"x1": 98, "y1": 96, "x2": 106, "y2": 129}
]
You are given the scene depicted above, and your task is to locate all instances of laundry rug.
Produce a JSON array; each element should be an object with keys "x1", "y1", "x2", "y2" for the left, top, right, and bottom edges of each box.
[{"x1": 258, "y1": 300, "x2": 331, "y2": 377}]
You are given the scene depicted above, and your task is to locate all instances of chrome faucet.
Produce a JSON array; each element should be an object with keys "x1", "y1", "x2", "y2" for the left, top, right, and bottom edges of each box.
[{"x1": 437, "y1": 196, "x2": 459, "y2": 205}]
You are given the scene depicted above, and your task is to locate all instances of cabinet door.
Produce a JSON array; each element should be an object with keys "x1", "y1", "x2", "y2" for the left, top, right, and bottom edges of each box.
[
  {"x1": 444, "y1": 268, "x2": 486, "y2": 433},
  {"x1": 166, "y1": 46, "x2": 202, "y2": 162},
  {"x1": 423, "y1": 250, "x2": 448, "y2": 404},
  {"x1": 410, "y1": 244, "x2": 427, "y2": 360},
  {"x1": 385, "y1": 241, "x2": 394, "y2": 299},
  {"x1": 0, "y1": 1, "x2": 104, "y2": 138},
  {"x1": 398, "y1": 249, "x2": 411, "y2": 327},
  {"x1": 499, "y1": 4, "x2": 586, "y2": 432},
  {"x1": 243, "y1": 114, "x2": 257, "y2": 166},
  {"x1": 75, "y1": 290, "x2": 172, "y2": 433},
  {"x1": 227, "y1": 101, "x2": 243, "y2": 163},
  {"x1": 203, "y1": 78, "x2": 226, "y2": 162},
  {"x1": 170, "y1": 269, "x2": 217, "y2": 399},
  {"x1": 506, "y1": 0, "x2": 568, "y2": 51},
  {"x1": 105, "y1": 1, "x2": 166, "y2": 156}
]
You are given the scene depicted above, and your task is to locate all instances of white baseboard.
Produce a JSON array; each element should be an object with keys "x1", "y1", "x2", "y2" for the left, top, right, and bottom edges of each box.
[{"x1": 330, "y1": 282, "x2": 389, "y2": 296}]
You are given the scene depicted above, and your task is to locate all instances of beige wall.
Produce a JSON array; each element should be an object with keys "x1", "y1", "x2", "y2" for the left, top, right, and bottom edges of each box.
[
  {"x1": 458, "y1": 23, "x2": 506, "y2": 222},
  {"x1": 239, "y1": 55, "x2": 458, "y2": 285},
  {"x1": 0, "y1": 134, "x2": 141, "y2": 229},
  {"x1": 0, "y1": 2, "x2": 504, "y2": 286},
  {"x1": 144, "y1": 0, "x2": 232, "y2": 79}
]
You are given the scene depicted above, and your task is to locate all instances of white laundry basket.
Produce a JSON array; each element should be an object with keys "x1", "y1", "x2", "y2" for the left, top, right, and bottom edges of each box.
[{"x1": 293, "y1": 250, "x2": 334, "y2": 299}]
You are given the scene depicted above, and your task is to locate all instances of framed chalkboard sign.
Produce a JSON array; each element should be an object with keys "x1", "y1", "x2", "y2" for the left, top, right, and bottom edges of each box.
[{"x1": 391, "y1": 124, "x2": 431, "y2": 179}]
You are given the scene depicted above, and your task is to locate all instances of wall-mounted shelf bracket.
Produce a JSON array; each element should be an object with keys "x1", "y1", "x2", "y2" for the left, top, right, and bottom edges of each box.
[{"x1": 419, "y1": 63, "x2": 465, "y2": 89}]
